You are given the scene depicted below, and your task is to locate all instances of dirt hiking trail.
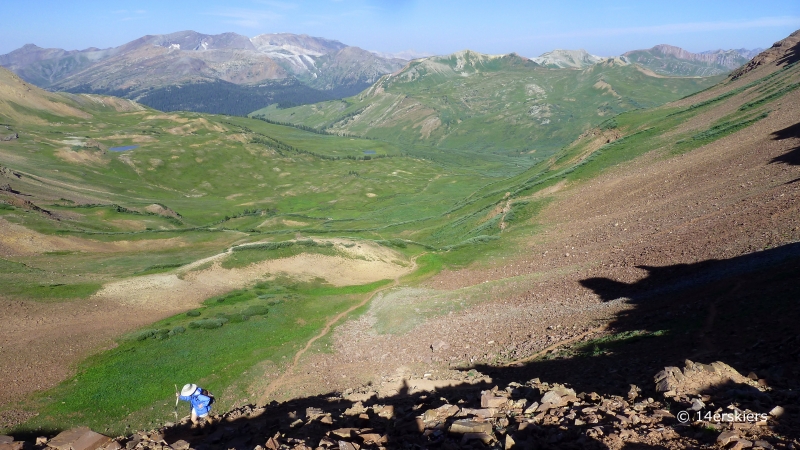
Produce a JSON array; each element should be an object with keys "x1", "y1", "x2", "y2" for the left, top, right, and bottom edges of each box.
[{"x1": 257, "y1": 254, "x2": 424, "y2": 404}]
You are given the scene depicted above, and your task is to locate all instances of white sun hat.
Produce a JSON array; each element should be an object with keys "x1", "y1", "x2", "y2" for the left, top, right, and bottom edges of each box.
[{"x1": 180, "y1": 383, "x2": 198, "y2": 396}]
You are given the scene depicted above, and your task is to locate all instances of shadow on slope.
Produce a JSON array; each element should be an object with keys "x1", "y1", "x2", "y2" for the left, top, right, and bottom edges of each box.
[
  {"x1": 771, "y1": 122, "x2": 800, "y2": 170},
  {"x1": 472, "y1": 243, "x2": 800, "y2": 437},
  {"x1": 777, "y1": 38, "x2": 800, "y2": 66}
]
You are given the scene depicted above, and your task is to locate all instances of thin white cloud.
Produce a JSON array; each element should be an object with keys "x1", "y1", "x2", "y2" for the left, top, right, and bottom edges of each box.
[
  {"x1": 207, "y1": 8, "x2": 284, "y2": 28},
  {"x1": 304, "y1": 7, "x2": 373, "y2": 24},
  {"x1": 534, "y1": 16, "x2": 800, "y2": 40},
  {"x1": 252, "y1": 0, "x2": 298, "y2": 9}
]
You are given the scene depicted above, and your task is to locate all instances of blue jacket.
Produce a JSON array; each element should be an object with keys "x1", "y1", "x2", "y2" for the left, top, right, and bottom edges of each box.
[{"x1": 179, "y1": 387, "x2": 212, "y2": 416}]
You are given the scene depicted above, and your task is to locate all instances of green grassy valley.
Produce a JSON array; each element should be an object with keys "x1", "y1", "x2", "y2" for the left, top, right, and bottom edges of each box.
[{"x1": 1, "y1": 30, "x2": 798, "y2": 441}]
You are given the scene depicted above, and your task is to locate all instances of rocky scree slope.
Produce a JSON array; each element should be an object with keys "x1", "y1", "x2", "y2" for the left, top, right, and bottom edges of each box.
[{"x1": 2, "y1": 360, "x2": 796, "y2": 449}]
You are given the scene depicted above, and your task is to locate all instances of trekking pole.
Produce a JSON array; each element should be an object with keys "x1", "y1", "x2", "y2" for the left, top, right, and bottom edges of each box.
[{"x1": 174, "y1": 384, "x2": 179, "y2": 422}]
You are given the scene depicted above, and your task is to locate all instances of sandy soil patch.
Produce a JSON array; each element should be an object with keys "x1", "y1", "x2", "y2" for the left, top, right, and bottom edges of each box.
[
  {"x1": 78, "y1": 95, "x2": 145, "y2": 112},
  {"x1": 0, "y1": 218, "x2": 186, "y2": 257},
  {"x1": 0, "y1": 70, "x2": 90, "y2": 122},
  {"x1": 143, "y1": 203, "x2": 181, "y2": 220},
  {"x1": 552, "y1": 129, "x2": 622, "y2": 171},
  {"x1": 165, "y1": 118, "x2": 227, "y2": 135},
  {"x1": 108, "y1": 219, "x2": 147, "y2": 231},
  {"x1": 93, "y1": 239, "x2": 411, "y2": 310},
  {"x1": 54, "y1": 148, "x2": 108, "y2": 166},
  {"x1": 143, "y1": 114, "x2": 189, "y2": 123},
  {"x1": 520, "y1": 179, "x2": 567, "y2": 201},
  {"x1": 255, "y1": 215, "x2": 305, "y2": 228},
  {"x1": 413, "y1": 116, "x2": 442, "y2": 139},
  {"x1": 593, "y1": 80, "x2": 620, "y2": 98}
]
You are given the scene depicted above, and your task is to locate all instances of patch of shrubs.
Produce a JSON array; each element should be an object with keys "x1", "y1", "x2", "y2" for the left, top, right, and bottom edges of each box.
[
  {"x1": 297, "y1": 239, "x2": 332, "y2": 247},
  {"x1": 188, "y1": 318, "x2": 229, "y2": 329},
  {"x1": 217, "y1": 313, "x2": 250, "y2": 324},
  {"x1": 442, "y1": 235, "x2": 500, "y2": 251},
  {"x1": 242, "y1": 305, "x2": 269, "y2": 317},
  {"x1": 375, "y1": 238, "x2": 409, "y2": 248},
  {"x1": 186, "y1": 310, "x2": 201, "y2": 317},
  {"x1": 129, "y1": 329, "x2": 166, "y2": 341},
  {"x1": 233, "y1": 241, "x2": 295, "y2": 251}
]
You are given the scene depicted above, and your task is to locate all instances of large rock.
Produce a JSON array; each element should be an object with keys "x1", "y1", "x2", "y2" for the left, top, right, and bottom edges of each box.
[
  {"x1": 449, "y1": 420, "x2": 493, "y2": 435},
  {"x1": 717, "y1": 430, "x2": 739, "y2": 446},
  {"x1": 540, "y1": 390, "x2": 563, "y2": 405},
  {"x1": 481, "y1": 392, "x2": 507, "y2": 408},
  {"x1": 47, "y1": 428, "x2": 111, "y2": 450},
  {"x1": 0, "y1": 443, "x2": 26, "y2": 450},
  {"x1": 48, "y1": 428, "x2": 90, "y2": 450}
]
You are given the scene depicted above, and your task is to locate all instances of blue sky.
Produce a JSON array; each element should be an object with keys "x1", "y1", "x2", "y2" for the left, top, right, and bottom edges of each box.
[{"x1": 2, "y1": 0, "x2": 799, "y2": 57}]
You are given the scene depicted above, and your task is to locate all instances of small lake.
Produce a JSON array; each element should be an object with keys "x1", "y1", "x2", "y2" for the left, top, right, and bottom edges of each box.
[
  {"x1": 109, "y1": 145, "x2": 139, "y2": 152},
  {"x1": 363, "y1": 150, "x2": 376, "y2": 155}
]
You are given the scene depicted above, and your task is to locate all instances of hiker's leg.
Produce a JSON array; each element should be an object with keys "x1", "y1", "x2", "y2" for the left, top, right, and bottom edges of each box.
[{"x1": 191, "y1": 409, "x2": 199, "y2": 425}]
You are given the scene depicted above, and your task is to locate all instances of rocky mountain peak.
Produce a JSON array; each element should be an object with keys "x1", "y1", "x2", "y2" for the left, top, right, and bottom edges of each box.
[
  {"x1": 729, "y1": 28, "x2": 800, "y2": 79},
  {"x1": 250, "y1": 33, "x2": 347, "y2": 56},
  {"x1": 533, "y1": 49, "x2": 604, "y2": 69}
]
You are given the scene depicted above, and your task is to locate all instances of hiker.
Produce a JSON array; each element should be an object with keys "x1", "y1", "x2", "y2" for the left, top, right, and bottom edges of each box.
[{"x1": 177, "y1": 383, "x2": 213, "y2": 426}]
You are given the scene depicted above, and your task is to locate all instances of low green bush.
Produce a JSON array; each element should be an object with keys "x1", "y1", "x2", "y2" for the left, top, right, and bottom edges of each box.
[
  {"x1": 188, "y1": 318, "x2": 229, "y2": 329},
  {"x1": 242, "y1": 305, "x2": 269, "y2": 317},
  {"x1": 233, "y1": 241, "x2": 295, "y2": 251}
]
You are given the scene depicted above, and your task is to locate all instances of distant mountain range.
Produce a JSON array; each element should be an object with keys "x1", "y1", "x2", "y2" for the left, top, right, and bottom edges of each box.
[
  {"x1": 531, "y1": 46, "x2": 762, "y2": 76},
  {"x1": 0, "y1": 32, "x2": 763, "y2": 115},
  {"x1": 620, "y1": 44, "x2": 760, "y2": 76},
  {"x1": 0, "y1": 31, "x2": 407, "y2": 115}
]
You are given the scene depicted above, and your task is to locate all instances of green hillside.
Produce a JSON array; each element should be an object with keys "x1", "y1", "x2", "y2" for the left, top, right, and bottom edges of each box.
[{"x1": 253, "y1": 51, "x2": 723, "y2": 160}]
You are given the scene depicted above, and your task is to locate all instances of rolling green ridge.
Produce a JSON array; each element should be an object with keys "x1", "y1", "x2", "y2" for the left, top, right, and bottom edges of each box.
[{"x1": 253, "y1": 51, "x2": 723, "y2": 160}]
